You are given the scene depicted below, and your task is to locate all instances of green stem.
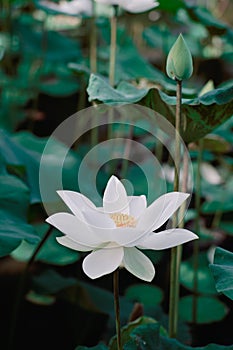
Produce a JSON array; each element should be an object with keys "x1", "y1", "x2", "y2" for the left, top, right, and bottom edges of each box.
[
  {"x1": 155, "y1": 140, "x2": 163, "y2": 165},
  {"x1": 2, "y1": 0, "x2": 10, "y2": 31},
  {"x1": 28, "y1": 226, "x2": 53, "y2": 267},
  {"x1": 211, "y1": 209, "x2": 223, "y2": 229},
  {"x1": 90, "y1": 0, "x2": 97, "y2": 74},
  {"x1": 120, "y1": 124, "x2": 134, "y2": 179},
  {"x1": 169, "y1": 79, "x2": 182, "y2": 338},
  {"x1": 8, "y1": 226, "x2": 53, "y2": 349},
  {"x1": 192, "y1": 138, "x2": 203, "y2": 323},
  {"x1": 27, "y1": 18, "x2": 47, "y2": 133},
  {"x1": 173, "y1": 79, "x2": 182, "y2": 193},
  {"x1": 109, "y1": 6, "x2": 118, "y2": 87},
  {"x1": 178, "y1": 148, "x2": 190, "y2": 227},
  {"x1": 107, "y1": 6, "x2": 118, "y2": 142},
  {"x1": 90, "y1": 105, "x2": 99, "y2": 148},
  {"x1": 113, "y1": 269, "x2": 122, "y2": 350}
]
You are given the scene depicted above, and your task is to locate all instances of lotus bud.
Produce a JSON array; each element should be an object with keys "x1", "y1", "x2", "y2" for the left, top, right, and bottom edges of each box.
[{"x1": 166, "y1": 34, "x2": 193, "y2": 81}]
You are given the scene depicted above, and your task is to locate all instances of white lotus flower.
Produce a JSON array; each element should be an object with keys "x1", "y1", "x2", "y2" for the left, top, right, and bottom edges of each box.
[
  {"x1": 200, "y1": 162, "x2": 222, "y2": 185},
  {"x1": 38, "y1": 0, "x2": 93, "y2": 16},
  {"x1": 95, "y1": 0, "x2": 159, "y2": 13},
  {"x1": 46, "y1": 176, "x2": 198, "y2": 282}
]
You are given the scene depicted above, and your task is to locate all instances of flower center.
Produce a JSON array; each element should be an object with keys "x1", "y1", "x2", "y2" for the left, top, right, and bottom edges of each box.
[{"x1": 110, "y1": 213, "x2": 137, "y2": 228}]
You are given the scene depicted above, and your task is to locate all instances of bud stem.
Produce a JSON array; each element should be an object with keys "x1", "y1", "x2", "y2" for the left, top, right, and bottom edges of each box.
[
  {"x1": 108, "y1": 5, "x2": 118, "y2": 141},
  {"x1": 192, "y1": 138, "x2": 203, "y2": 323},
  {"x1": 109, "y1": 5, "x2": 118, "y2": 87},
  {"x1": 90, "y1": 1, "x2": 97, "y2": 74},
  {"x1": 169, "y1": 78, "x2": 182, "y2": 338}
]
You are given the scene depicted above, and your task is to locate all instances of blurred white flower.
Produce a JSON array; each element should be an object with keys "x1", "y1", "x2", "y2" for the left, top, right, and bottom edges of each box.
[
  {"x1": 38, "y1": 0, "x2": 93, "y2": 16},
  {"x1": 46, "y1": 176, "x2": 198, "y2": 282},
  {"x1": 95, "y1": 0, "x2": 159, "y2": 13},
  {"x1": 200, "y1": 162, "x2": 223, "y2": 185},
  {"x1": 162, "y1": 164, "x2": 193, "y2": 191}
]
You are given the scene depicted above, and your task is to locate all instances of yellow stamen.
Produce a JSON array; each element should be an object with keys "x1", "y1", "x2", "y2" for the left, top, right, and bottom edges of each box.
[{"x1": 110, "y1": 213, "x2": 137, "y2": 228}]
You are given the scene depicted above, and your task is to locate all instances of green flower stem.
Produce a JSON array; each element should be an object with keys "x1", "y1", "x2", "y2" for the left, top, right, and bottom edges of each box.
[
  {"x1": 90, "y1": 0, "x2": 97, "y2": 74},
  {"x1": 211, "y1": 209, "x2": 223, "y2": 230},
  {"x1": 120, "y1": 124, "x2": 134, "y2": 179},
  {"x1": 181, "y1": 148, "x2": 189, "y2": 193},
  {"x1": 169, "y1": 78, "x2": 182, "y2": 338},
  {"x1": 173, "y1": 79, "x2": 182, "y2": 193},
  {"x1": 28, "y1": 18, "x2": 48, "y2": 133},
  {"x1": 169, "y1": 148, "x2": 190, "y2": 334},
  {"x1": 192, "y1": 138, "x2": 203, "y2": 323},
  {"x1": 113, "y1": 269, "x2": 122, "y2": 350},
  {"x1": 155, "y1": 141, "x2": 163, "y2": 165},
  {"x1": 108, "y1": 6, "x2": 118, "y2": 142},
  {"x1": 178, "y1": 148, "x2": 190, "y2": 226},
  {"x1": 88, "y1": 2, "x2": 98, "y2": 148},
  {"x1": 28, "y1": 225, "x2": 53, "y2": 267},
  {"x1": 8, "y1": 226, "x2": 53, "y2": 349},
  {"x1": 90, "y1": 103, "x2": 99, "y2": 148},
  {"x1": 109, "y1": 6, "x2": 118, "y2": 87}
]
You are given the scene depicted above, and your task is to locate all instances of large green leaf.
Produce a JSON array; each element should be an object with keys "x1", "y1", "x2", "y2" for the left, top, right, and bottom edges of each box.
[
  {"x1": 39, "y1": 74, "x2": 80, "y2": 96},
  {"x1": 180, "y1": 252, "x2": 217, "y2": 295},
  {"x1": 72, "y1": 22, "x2": 197, "y2": 94},
  {"x1": 76, "y1": 315, "x2": 233, "y2": 350},
  {"x1": 201, "y1": 177, "x2": 233, "y2": 214},
  {"x1": 210, "y1": 247, "x2": 233, "y2": 300},
  {"x1": 125, "y1": 323, "x2": 160, "y2": 350},
  {"x1": 179, "y1": 295, "x2": 228, "y2": 324},
  {"x1": 186, "y1": 6, "x2": 230, "y2": 36},
  {"x1": 76, "y1": 345, "x2": 108, "y2": 350},
  {"x1": 62, "y1": 279, "x2": 141, "y2": 342},
  {"x1": 87, "y1": 74, "x2": 148, "y2": 105},
  {"x1": 15, "y1": 57, "x2": 80, "y2": 97},
  {"x1": 0, "y1": 166, "x2": 39, "y2": 257},
  {"x1": 38, "y1": 61, "x2": 81, "y2": 96},
  {"x1": 109, "y1": 317, "x2": 167, "y2": 350},
  {"x1": 157, "y1": 0, "x2": 185, "y2": 13},
  {"x1": 31, "y1": 268, "x2": 77, "y2": 295},
  {"x1": 14, "y1": 18, "x2": 81, "y2": 62},
  {"x1": 124, "y1": 323, "x2": 233, "y2": 350},
  {"x1": 125, "y1": 284, "x2": 163, "y2": 306},
  {"x1": 87, "y1": 74, "x2": 233, "y2": 143},
  {"x1": 214, "y1": 115, "x2": 233, "y2": 144},
  {"x1": 144, "y1": 23, "x2": 207, "y2": 58},
  {"x1": 71, "y1": 24, "x2": 168, "y2": 86},
  {"x1": 0, "y1": 130, "x2": 81, "y2": 203},
  {"x1": 218, "y1": 222, "x2": 233, "y2": 236},
  {"x1": 11, "y1": 223, "x2": 80, "y2": 265},
  {"x1": 0, "y1": 70, "x2": 34, "y2": 131},
  {"x1": 143, "y1": 85, "x2": 233, "y2": 144}
]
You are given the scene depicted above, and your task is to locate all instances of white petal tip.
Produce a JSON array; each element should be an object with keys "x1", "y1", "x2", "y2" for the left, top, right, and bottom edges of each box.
[
  {"x1": 56, "y1": 190, "x2": 63, "y2": 196},
  {"x1": 56, "y1": 236, "x2": 63, "y2": 244},
  {"x1": 56, "y1": 190, "x2": 68, "y2": 199},
  {"x1": 178, "y1": 232, "x2": 199, "y2": 245},
  {"x1": 108, "y1": 175, "x2": 119, "y2": 185},
  {"x1": 143, "y1": 274, "x2": 155, "y2": 282},
  {"x1": 83, "y1": 272, "x2": 97, "y2": 280},
  {"x1": 179, "y1": 192, "x2": 190, "y2": 199},
  {"x1": 45, "y1": 217, "x2": 52, "y2": 225},
  {"x1": 82, "y1": 266, "x2": 103, "y2": 280}
]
